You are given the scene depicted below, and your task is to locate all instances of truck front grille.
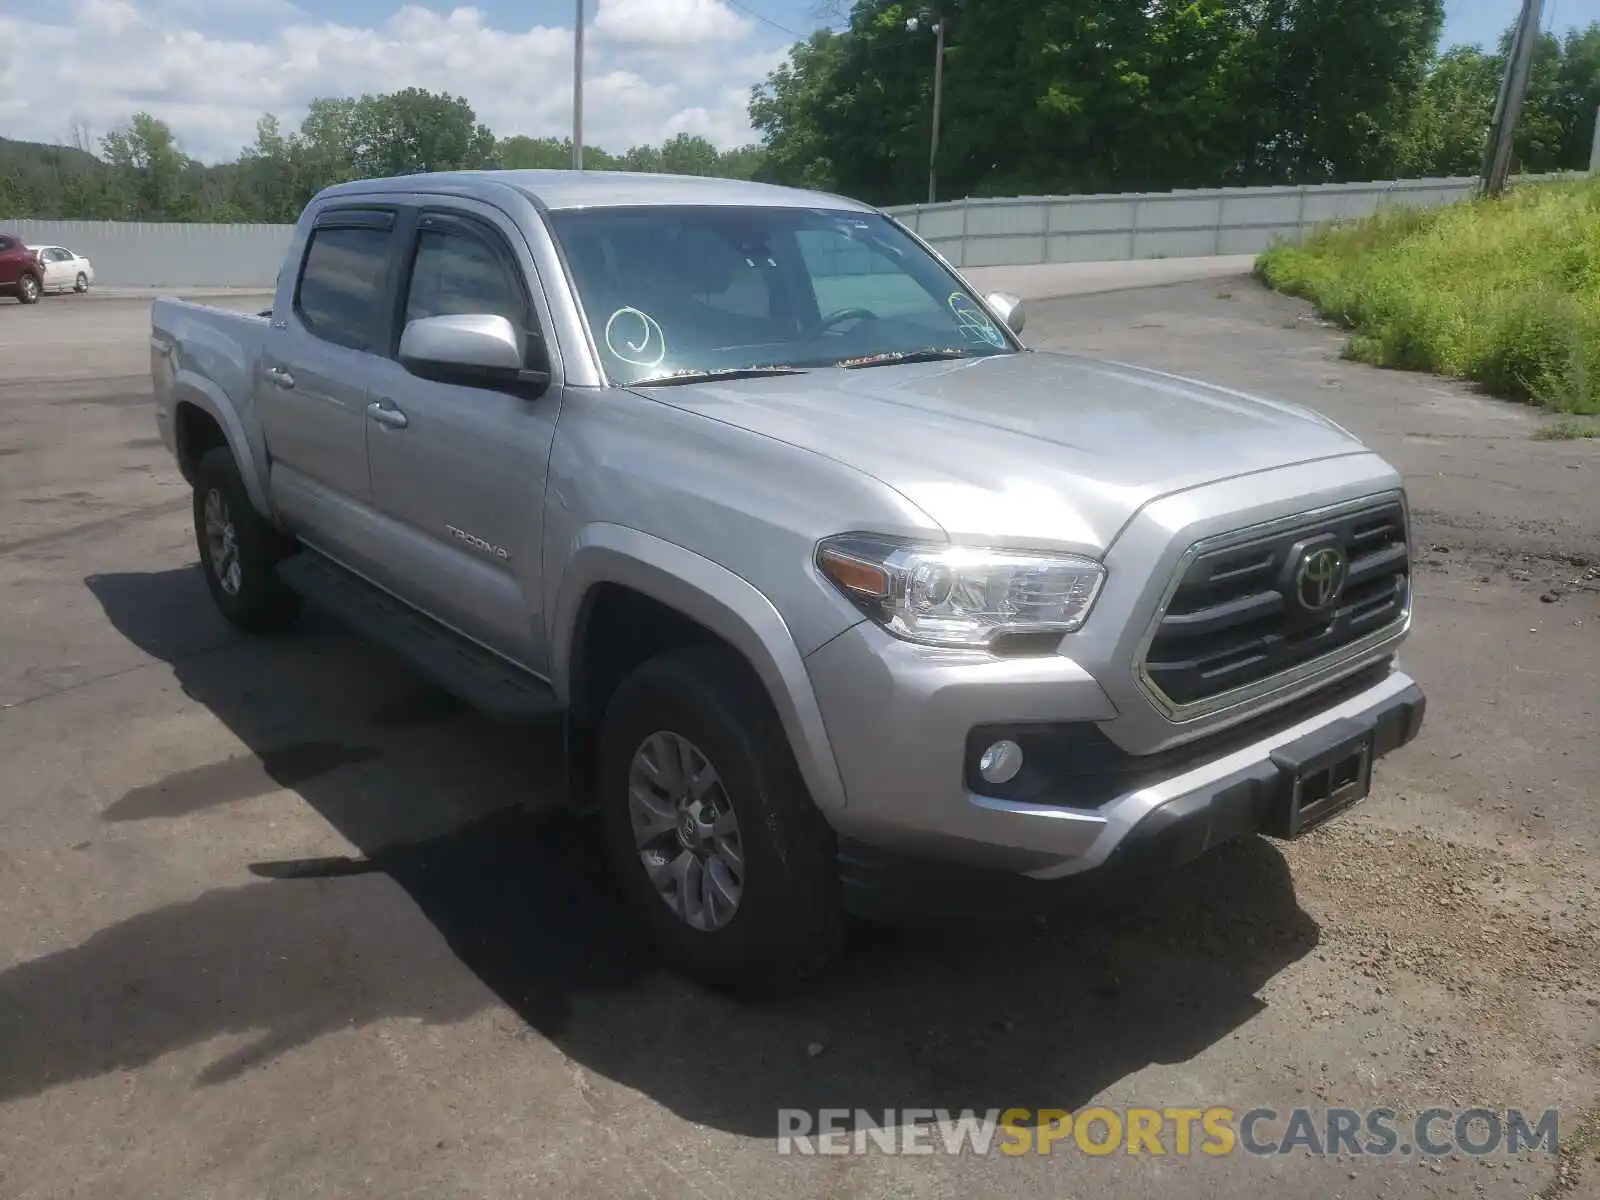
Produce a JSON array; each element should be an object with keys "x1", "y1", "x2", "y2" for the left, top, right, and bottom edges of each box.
[{"x1": 1141, "y1": 500, "x2": 1410, "y2": 709}]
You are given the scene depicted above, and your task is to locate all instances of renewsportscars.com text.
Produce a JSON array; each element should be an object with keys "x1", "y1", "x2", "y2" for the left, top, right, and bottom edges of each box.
[{"x1": 776, "y1": 1106, "x2": 1561, "y2": 1158}]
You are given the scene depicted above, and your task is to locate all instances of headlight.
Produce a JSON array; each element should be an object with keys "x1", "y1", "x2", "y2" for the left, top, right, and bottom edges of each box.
[{"x1": 816, "y1": 535, "x2": 1105, "y2": 650}]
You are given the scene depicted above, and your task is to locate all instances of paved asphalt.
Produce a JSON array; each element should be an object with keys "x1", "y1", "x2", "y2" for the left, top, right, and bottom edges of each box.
[{"x1": 0, "y1": 271, "x2": 1595, "y2": 1199}]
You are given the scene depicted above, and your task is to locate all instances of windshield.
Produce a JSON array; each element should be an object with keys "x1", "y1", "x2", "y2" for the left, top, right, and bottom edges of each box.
[{"x1": 546, "y1": 205, "x2": 1017, "y2": 385}]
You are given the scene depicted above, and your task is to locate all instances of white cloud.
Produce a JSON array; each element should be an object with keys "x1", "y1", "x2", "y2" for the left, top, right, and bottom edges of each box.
[
  {"x1": 592, "y1": 0, "x2": 749, "y2": 44},
  {"x1": 0, "y1": 0, "x2": 782, "y2": 164}
]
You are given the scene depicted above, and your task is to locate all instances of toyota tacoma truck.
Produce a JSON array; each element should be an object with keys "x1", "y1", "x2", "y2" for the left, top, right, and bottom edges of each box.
[{"x1": 150, "y1": 170, "x2": 1424, "y2": 990}]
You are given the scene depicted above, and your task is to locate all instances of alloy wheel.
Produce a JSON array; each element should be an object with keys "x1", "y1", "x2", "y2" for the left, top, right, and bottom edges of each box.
[
  {"x1": 203, "y1": 487, "x2": 243, "y2": 596},
  {"x1": 627, "y1": 730, "x2": 745, "y2": 931}
]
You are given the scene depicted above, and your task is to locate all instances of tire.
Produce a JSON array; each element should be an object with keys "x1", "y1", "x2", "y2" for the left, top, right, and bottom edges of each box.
[
  {"x1": 16, "y1": 273, "x2": 40, "y2": 304},
  {"x1": 192, "y1": 446, "x2": 302, "y2": 634},
  {"x1": 598, "y1": 644, "x2": 842, "y2": 994},
  {"x1": 74, "y1": 273, "x2": 88, "y2": 294}
]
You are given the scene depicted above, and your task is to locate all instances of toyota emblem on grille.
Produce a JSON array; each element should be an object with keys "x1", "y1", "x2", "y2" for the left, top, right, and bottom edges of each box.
[{"x1": 1295, "y1": 546, "x2": 1348, "y2": 612}]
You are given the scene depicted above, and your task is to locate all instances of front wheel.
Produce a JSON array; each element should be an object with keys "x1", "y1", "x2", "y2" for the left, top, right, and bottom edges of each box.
[
  {"x1": 74, "y1": 273, "x2": 88, "y2": 293},
  {"x1": 598, "y1": 645, "x2": 842, "y2": 993},
  {"x1": 193, "y1": 447, "x2": 302, "y2": 634},
  {"x1": 16, "y1": 273, "x2": 39, "y2": 304}
]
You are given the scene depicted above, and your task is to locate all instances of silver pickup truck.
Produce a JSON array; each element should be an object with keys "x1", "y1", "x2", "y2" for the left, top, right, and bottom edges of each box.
[{"x1": 150, "y1": 170, "x2": 1424, "y2": 991}]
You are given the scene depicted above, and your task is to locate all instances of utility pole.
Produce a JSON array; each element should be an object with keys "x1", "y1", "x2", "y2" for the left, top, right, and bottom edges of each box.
[
  {"x1": 572, "y1": 0, "x2": 585, "y2": 170},
  {"x1": 1589, "y1": 103, "x2": 1600, "y2": 174},
  {"x1": 906, "y1": 10, "x2": 947, "y2": 204},
  {"x1": 928, "y1": 15, "x2": 945, "y2": 204},
  {"x1": 1479, "y1": 0, "x2": 1544, "y2": 198}
]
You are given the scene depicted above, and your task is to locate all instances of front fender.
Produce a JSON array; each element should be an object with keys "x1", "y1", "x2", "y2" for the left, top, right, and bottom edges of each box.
[{"x1": 550, "y1": 523, "x2": 850, "y2": 813}]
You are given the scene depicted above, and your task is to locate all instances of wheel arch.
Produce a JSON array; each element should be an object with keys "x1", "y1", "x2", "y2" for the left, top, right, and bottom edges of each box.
[
  {"x1": 169, "y1": 379, "x2": 272, "y2": 518},
  {"x1": 552, "y1": 524, "x2": 849, "y2": 813}
]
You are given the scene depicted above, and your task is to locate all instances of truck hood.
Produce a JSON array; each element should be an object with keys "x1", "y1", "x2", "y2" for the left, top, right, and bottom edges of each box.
[{"x1": 633, "y1": 350, "x2": 1368, "y2": 555}]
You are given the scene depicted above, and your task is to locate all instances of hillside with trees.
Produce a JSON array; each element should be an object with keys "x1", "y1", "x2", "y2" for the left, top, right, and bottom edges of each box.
[
  {"x1": 4, "y1": 1, "x2": 1599, "y2": 221},
  {"x1": 0, "y1": 88, "x2": 760, "y2": 223}
]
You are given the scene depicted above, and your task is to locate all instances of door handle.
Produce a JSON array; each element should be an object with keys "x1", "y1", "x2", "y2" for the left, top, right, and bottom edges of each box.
[
  {"x1": 367, "y1": 401, "x2": 408, "y2": 429},
  {"x1": 266, "y1": 366, "x2": 295, "y2": 389}
]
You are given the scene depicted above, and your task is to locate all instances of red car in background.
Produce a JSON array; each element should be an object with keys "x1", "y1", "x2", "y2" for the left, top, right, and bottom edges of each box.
[{"x1": 0, "y1": 233, "x2": 44, "y2": 304}]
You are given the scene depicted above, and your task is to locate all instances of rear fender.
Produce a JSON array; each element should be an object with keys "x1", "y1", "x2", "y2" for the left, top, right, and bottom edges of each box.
[{"x1": 170, "y1": 372, "x2": 273, "y2": 520}]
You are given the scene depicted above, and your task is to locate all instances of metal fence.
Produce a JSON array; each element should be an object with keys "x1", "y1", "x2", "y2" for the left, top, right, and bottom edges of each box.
[
  {"x1": 884, "y1": 172, "x2": 1582, "y2": 268},
  {"x1": 3, "y1": 172, "x2": 1584, "y2": 286},
  {"x1": 2, "y1": 219, "x2": 295, "y2": 288}
]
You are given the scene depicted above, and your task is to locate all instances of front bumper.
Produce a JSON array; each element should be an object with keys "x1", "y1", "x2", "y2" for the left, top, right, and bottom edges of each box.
[{"x1": 803, "y1": 621, "x2": 1424, "y2": 915}]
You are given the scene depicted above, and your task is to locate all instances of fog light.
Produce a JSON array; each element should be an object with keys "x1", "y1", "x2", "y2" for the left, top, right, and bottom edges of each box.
[{"x1": 978, "y1": 739, "x2": 1024, "y2": 785}]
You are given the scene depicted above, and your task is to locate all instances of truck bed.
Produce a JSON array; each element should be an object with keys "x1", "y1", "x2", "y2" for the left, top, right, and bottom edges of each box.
[{"x1": 150, "y1": 297, "x2": 271, "y2": 464}]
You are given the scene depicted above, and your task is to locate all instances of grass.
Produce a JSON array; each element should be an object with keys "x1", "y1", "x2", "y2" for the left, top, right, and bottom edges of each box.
[
  {"x1": 1255, "y1": 177, "x2": 1600, "y2": 415},
  {"x1": 1535, "y1": 1103, "x2": 1599, "y2": 1199},
  {"x1": 1533, "y1": 416, "x2": 1600, "y2": 440}
]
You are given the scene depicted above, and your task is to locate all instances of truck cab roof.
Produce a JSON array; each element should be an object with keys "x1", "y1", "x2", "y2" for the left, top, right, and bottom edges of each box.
[{"x1": 313, "y1": 169, "x2": 877, "y2": 215}]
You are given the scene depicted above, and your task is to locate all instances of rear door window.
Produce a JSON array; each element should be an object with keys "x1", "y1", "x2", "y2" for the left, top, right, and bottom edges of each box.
[{"x1": 295, "y1": 220, "x2": 394, "y2": 350}]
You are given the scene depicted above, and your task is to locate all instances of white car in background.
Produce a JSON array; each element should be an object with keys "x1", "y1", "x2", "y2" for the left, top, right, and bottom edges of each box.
[{"x1": 33, "y1": 246, "x2": 95, "y2": 294}]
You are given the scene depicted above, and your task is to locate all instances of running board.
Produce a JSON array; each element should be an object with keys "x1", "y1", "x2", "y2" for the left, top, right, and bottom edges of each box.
[{"x1": 277, "y1": 551, "x2": 562, "y2": 724}]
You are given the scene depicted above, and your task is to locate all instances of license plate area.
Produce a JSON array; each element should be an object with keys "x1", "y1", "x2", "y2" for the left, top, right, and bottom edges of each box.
[{"x1": 1268, "y1": 718, "x2": 1375, "y2": 838}]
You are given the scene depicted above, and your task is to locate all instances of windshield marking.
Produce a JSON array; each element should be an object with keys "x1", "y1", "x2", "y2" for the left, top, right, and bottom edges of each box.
[
  {"x1": 948, "y1": 293, "x2": 1007, "y2": 348},
  {"x1": 604, "y1": 306, "x2": 667, "y2": 367},
  {"x1": 549, "y1": 207, "x2": 1018, "y2": 385}
]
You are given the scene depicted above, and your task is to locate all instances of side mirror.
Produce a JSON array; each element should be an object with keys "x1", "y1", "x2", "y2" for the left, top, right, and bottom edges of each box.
[
  {"x1": 398, "y1": 313, "x2": 550, "y2": 393},
  {"x1": 985, "y1": 292, "x2": 1026, "y2": 336}
]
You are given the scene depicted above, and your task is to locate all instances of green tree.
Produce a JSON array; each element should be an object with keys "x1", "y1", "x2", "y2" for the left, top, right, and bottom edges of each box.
[
  {"x1": 750, "y1": 29, "x2": 848, "y2": 192},
  {"x1": 498, "y1": 135, "x2": 623, "y2": 169},
  {"x1": 658, "y1": 132, "x2": 723, "y2": 175},
  {"x1": 751, "y1": 0, "x2": 1448, "y2": 201},
  {"x1": 498, "y1": 135, "x2": 574, "y2": 168},
  {"x1": 1553, "y1": 23, "x2": 1600, "y2": 170},
  {"x1": 1397, "y1": 45, "x2": 1499, "y2": 175},
  {"x1": 296, "y1": 96, "x2": 362, "y2": 192},
  {"x1": 99, "y1": 113, "x2": 197, "y2": 218},
  {"x1": 716, "y1": 144, "x2": 765, "y2": 179},
  {"x1": 347, "y1": 88, "x2": 497, "y2": 177},
  {"x1": 618, "y1": 143, "x2": 664, "y2": 172},
  {"x1": 236, "y1": 114, "x2": 304, "y2": 222},
  {"x1": 1395, "y1": 22, "x2": 1596, "y2": 179},
  {"x1": 1514, "y1": 31, "x2": 1568, "y2": 173},
  {"x1": 946, "y1": 0, "x2": 1249, "y2": 195},
  {"x1": 1221, "y1": 0, "x2": 1445, "y2": 184}
]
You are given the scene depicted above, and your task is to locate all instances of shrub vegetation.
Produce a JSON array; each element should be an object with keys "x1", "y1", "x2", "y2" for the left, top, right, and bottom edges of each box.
[{"x1": 1256, "y1": 178, "x2": 1600, "y2": 414}]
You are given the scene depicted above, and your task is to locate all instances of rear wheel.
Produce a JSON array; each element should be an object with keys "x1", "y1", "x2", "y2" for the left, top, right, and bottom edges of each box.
[
  {"x1": 193, "y1": 446, "x2": 302, "y2": 634},
  {"x1": 16, "y1": 273, "x2": 39, "y2": 304},
  {"x1": 598, "y1": 645, "x2": 842, "y2": 993}
]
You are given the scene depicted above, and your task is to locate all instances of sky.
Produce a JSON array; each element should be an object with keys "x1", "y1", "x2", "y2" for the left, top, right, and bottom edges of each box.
[{"x1": 0, "y1": 0, "x2": 1595, "y2": 166}]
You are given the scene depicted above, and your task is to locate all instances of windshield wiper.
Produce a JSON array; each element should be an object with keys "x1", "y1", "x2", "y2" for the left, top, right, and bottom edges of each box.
[
  {"x1": 839, "y1": 348, "x2": 973, "y2": 369},
  {"x1": 629, "y1": 365, "x2": 808, "y2": 387}
]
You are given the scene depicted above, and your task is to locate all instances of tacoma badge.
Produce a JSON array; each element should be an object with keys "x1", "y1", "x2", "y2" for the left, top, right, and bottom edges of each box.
[{"x1": 446, "y1": 524, "x2": 509, "y2": 561}]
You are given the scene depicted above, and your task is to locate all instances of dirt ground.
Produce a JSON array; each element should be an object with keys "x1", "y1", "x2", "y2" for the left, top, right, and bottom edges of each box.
[{"x1": 0, "y1": 274, "x2": 1596, "y2": 1199}]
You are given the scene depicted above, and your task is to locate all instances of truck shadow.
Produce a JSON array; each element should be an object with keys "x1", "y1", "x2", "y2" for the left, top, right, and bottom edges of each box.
[{"x1": 2, "y1": 566, "x2": 1321, "y2": 1133}]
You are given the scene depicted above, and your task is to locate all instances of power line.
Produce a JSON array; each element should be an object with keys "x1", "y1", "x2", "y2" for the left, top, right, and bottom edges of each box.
[{"x1": 722, "y1": 0, "x2": 809, "y2": 40}]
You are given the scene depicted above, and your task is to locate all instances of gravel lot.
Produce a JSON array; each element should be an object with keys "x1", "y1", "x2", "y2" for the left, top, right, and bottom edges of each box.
[{"x1": 1, "y1": 276, "x2": 1596, "y2": 1200}]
